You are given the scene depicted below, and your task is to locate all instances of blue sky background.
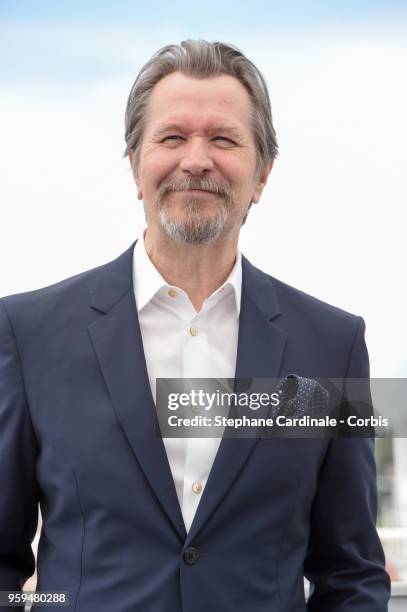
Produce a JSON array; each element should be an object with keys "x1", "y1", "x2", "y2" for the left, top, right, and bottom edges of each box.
[
  {"x1": 2, "y1": 0, "x2": 406, "y2": 25},
  {"x1": 1, "y1": 1, "x2": 406, "y2": 82}
]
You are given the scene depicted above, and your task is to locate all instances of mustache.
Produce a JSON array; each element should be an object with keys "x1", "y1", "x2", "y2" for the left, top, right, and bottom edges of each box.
[{"x1": 157, "y1": 176, "x2": 233, "y2": 201}]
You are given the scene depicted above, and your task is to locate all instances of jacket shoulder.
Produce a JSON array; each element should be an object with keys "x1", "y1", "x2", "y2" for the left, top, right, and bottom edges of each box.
[
  {"x1": 1, "y1": 261, "x2": 104, "y2": 311},
  {"x1": 0, "y1": 242, "x2": 135, "y2": 322},
  {"x1": 243, "y1": 255, "x2": 361, "y2": 326},
  {"x1": 242, "y1": 258, "x2": 368, "y2": 378},
  {"x1": 270, "y1": 274, "x2": 360, "y2": 325}
]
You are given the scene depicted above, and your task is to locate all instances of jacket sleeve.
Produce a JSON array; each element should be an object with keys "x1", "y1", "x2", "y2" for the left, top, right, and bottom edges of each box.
[
  {"x1": 0, "y1": 299, "x2": 39, "y2": 607},
  {"x1": 304, "y1": 316, "x2": 391, "y2": 611}
]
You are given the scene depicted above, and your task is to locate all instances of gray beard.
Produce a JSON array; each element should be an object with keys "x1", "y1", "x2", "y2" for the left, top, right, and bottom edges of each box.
[
  {"x1": 155, "y1": 175, "x2": 233, "y2": 245},
  {"x1": 158, "y1": 197, "x2": 230, "y2": 245},
  {"x1": 147, "y1": 175, "x2": 250, "y2": 245}
]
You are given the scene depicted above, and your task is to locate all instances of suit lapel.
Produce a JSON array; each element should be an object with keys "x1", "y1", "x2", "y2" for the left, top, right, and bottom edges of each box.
[
  {"x1": 87, "y1": 241, "x2": 187, "y2": 542},
  {"x1": 86, "y1": 243, "x2": 286, "y2": 546},
  {"x1": 185, "y1": 256, "x2": 287, "y2": 545}
]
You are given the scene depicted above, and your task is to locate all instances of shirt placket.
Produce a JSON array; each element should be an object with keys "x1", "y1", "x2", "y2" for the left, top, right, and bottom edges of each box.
[{"x1": 181, "y1": 299, "x2": 214, "y2": 531}]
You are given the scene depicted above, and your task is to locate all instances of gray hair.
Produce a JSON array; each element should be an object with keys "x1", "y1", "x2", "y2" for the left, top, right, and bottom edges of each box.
[{"x1": 124, "y1": 39, "x2": 278, "y2": 177}]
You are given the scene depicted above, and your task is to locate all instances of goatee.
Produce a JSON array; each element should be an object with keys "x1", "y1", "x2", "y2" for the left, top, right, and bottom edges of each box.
[{"x1": 154, "y1": 176, "x2": 233, "y2": 245}]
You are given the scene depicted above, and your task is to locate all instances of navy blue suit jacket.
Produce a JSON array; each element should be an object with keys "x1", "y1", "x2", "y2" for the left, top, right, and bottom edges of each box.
[{"x1": 0, "y1": 241, "x2": 390, "y2": 611}]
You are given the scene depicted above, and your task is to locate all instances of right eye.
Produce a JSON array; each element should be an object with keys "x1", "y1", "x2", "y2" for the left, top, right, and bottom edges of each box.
[{"x1": 161, "y1": 135, "x2": 184, "y2": 142}]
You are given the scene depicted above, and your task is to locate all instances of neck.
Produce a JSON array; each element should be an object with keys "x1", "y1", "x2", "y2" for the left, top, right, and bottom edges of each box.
[{"x1": 143, "y1": 226, "x2": 238, "y2": 312}]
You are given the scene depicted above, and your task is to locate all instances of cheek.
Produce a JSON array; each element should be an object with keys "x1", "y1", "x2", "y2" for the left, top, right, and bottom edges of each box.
[
  {"x1": 140, "y1": 151, "x2": 178, "y2": 192},
  {"x1": 215, "y1": 151, "x2": 256, "y2": 192},
  {"x1": 223, "y1": 169, "x2": 255, "y2": 201}
]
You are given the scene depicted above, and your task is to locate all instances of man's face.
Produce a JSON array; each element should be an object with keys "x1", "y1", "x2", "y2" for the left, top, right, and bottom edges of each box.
[{"x1": 130, "y1": 71, "x2": 272, "y2": 244}]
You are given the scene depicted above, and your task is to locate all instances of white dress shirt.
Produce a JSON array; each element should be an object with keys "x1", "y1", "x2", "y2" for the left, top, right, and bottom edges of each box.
[{"x1": 133, "y1": 230, "x2": 242, "y2": 532}]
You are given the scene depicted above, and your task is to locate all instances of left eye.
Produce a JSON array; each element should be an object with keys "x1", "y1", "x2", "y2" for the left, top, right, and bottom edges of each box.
[{"x1": 213, "y1": 136, "x2": 235, "y2": 143}]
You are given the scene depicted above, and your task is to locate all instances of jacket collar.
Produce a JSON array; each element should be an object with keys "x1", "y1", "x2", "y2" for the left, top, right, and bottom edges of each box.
[{"x1": 90, "y1": 239, "x2": 280, "y2": 322}]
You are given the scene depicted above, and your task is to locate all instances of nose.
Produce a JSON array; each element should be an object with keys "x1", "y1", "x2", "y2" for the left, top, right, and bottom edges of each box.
[{"x1": 179, "y1": 138, "x2": 214, "y2": 176}]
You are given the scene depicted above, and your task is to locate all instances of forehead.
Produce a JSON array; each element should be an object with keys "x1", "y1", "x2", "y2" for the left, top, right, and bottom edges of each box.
[{"x1": 144, "y1": 72, "x2": 253, "y2": 134}]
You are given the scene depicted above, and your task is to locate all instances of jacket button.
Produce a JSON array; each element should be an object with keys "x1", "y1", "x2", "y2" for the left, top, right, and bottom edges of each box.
[{"x1": 183, "y1": 547, "x2": 199, "y2": 565}]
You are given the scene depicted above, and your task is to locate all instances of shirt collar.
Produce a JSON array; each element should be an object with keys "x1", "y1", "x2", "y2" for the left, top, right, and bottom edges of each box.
[{"x1": 133, "y1": 228, "x2": 242, "y2": 317}]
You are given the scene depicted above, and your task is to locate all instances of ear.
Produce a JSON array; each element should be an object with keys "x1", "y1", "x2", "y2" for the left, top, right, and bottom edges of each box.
[
  {"x1": 129, "y1": 151, "x2": 143, "y2": 201},
  {"x1": 251, "y1": 161, "x2": 274, "y2": 204}
]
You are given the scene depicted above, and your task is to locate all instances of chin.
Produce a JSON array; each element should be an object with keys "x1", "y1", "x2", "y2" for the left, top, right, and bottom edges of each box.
[{"x1": 159, "y1": 209, "x2": 228, "y2": 245}]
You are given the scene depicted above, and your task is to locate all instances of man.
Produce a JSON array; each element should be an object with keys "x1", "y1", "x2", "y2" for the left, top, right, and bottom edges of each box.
[{"x1": 0, "y1": 40, "x2": 390, "y2": 611}]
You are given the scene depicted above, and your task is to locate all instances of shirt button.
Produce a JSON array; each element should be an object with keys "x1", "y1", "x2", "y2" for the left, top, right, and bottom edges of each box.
[
  {"x1": 192, "y1": 482, "x2": 203, "y2": 494},
  {"x1": 168, "y1": 289, "x2": 177, "y2": 298},
  {"x1": 189, "y1": 326, "x2": 198, "y2": 337}
]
